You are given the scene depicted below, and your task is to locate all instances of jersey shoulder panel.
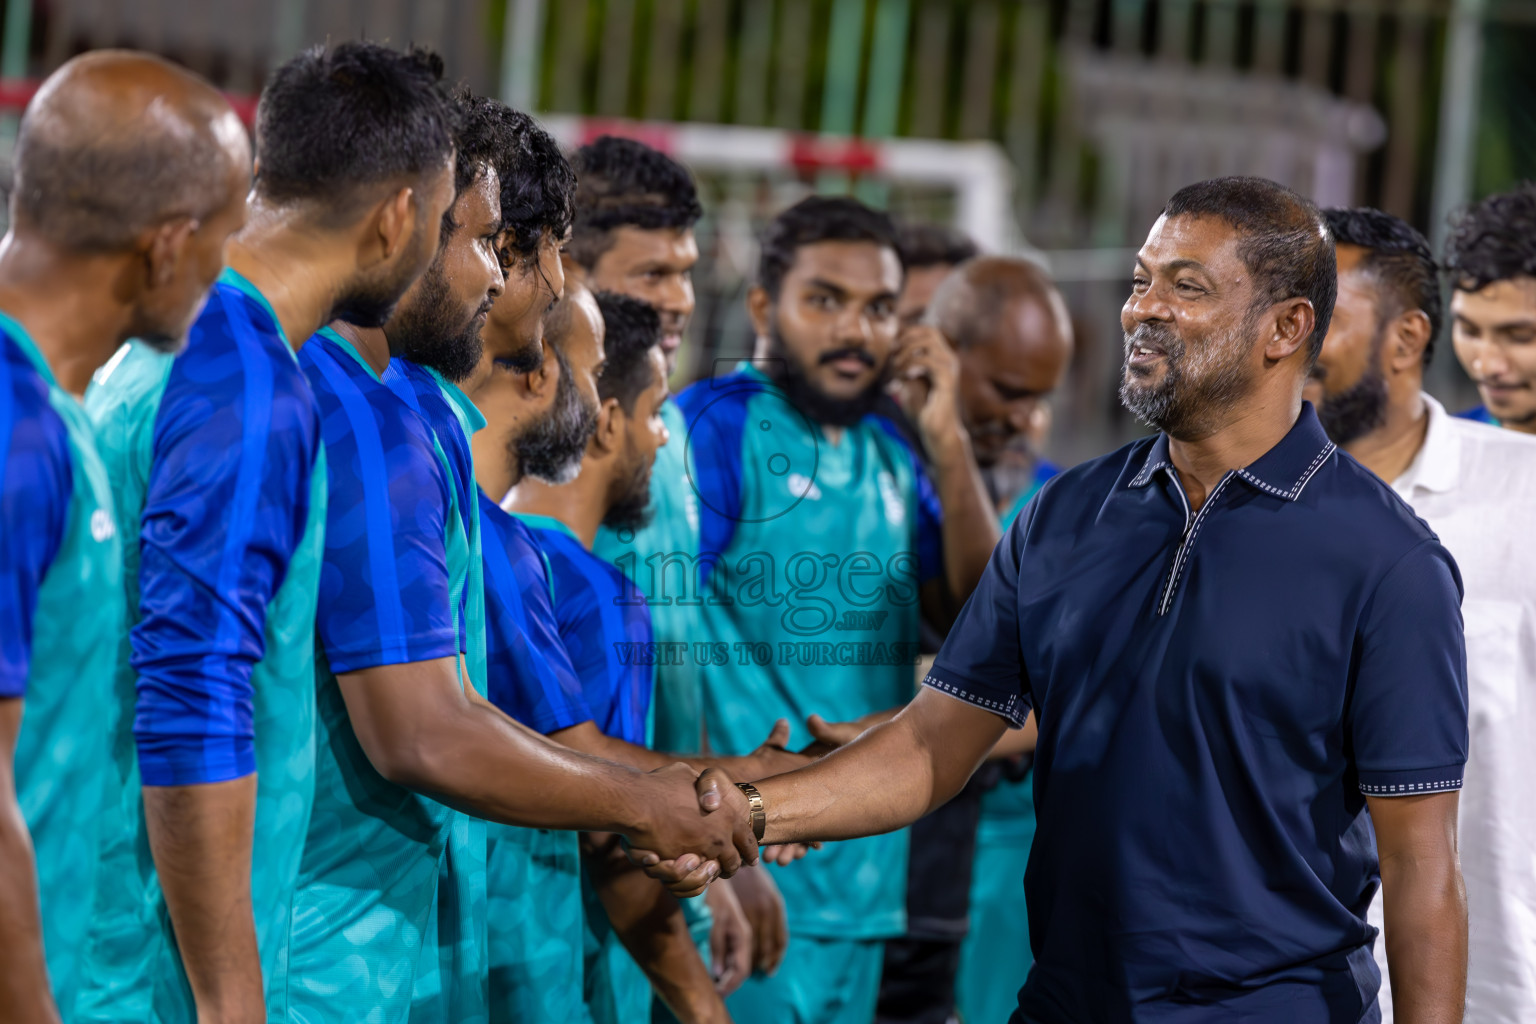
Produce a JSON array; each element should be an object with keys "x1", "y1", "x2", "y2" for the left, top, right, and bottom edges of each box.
[
  {"x1": 0, "y1": 336, "x2": 71, "y2": 696},
  {"x1": 301, "y1": 333, "x2": 458, "y2": 671}
]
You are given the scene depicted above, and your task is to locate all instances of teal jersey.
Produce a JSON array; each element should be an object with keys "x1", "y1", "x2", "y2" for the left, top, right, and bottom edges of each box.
[
  {"x1": 80, "y1": 270, "x2": 325, "y2": 1023},
  {"x1": 485, "y1": 827, "x2": 587, "y2": 1024},
  {"x1": 2, "y1": 313, "x2": 124, "y2": 1017},
  {"x1": 675, "y1": 365, "x2": 944, "y2": 940},
  {"x1": 594, "y1": 400, "x2": 714, "y2": 982},
  {"x1": 594, "y1": 399, "x2": 702, "y2": 755},
  {"x1": 289, "y1": 344, "x2": 487, "y2": 1024},
  {"x1": 582, "y1": 876, "x2": 651, "y2": 1024}
]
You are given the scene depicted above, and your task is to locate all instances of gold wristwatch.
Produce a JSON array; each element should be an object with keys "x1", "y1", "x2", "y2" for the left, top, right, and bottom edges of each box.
[{"x1": 736, "y1": 782, "x2": 765, "y2": 843}]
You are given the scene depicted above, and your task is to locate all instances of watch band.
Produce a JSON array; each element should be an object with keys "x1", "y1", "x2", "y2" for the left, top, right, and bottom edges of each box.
[{"x1": 736, "y1": 782, "x2": 766, "y2": 843}]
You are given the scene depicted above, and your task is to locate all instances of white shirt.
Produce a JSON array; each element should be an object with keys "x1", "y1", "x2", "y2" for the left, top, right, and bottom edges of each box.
[{"x1": 1371, "y1": 394, "x2": 1536, "y2": 1023}]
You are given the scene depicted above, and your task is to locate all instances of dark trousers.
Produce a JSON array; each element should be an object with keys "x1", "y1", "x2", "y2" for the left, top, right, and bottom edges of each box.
[{"x1": 874, "y1": 768, "x2": 995, "y2": 1024}]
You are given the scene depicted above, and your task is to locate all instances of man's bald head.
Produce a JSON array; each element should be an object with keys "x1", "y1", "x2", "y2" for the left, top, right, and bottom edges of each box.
[
  {"x1": 12, "y1": 50, "x2": 248, "y2": 252},
  {"x1": 929, "y1": 256, "x2": 1074, "y2": 468}
]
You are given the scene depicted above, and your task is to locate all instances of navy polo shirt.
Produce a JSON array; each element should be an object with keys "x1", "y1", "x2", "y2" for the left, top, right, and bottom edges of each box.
[{"x1": 925, "y1": 405, "x2": 1468, "y2": 1024}]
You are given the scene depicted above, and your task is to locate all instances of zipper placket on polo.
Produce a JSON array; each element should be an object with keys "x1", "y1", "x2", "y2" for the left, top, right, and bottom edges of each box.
[{"x1": 1158, "y1": 471, "x2": 1235, "y2": 616}]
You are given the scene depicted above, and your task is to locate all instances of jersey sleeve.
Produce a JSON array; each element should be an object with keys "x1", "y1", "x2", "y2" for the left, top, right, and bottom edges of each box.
[
  {"x1": 482, "y1": 507, "x2": 592, "y2": 734},
  {"x1": 308, "y1": 351, "x2": 459, "y2": 674},
  {"x1": 0, "y1": 377, "x2": 70, "y2": 698},
  {"x1": 548, "y1": 545, "x2": 613, "y2": 700},
  {"x1": 675, "y1": 379, "x2": 747, "y2": 586},
  {"x1": 872, "y1": 414, "x2": 944, "y2": 584},
  {"x1": 132, "y1": 318, "x2": 320, "y2": 786},
  {"x1": 910, "y1": 454, "x2": 944, "y2": 584},
  {"x1": 921, "y1": 500, "x2": 1032, "y2": 728},
  {"x1": 1348, "y1": 539, "x2": 1469, "y2": 796}
]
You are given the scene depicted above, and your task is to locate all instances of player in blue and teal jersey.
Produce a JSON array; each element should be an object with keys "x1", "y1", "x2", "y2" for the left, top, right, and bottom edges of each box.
[
  {"x1": 676, "y1": 196, "x2": 999, "y2": 1024},
  {"x1": 292, "y1": 94, "x2": 758, "y2": 1024},
  {"x1": 502, "y1": 288, "x2": 811, "y2": 1023},
  {"x1": 568, "y1": 137, "x2": 765, "y2": 997},
  {"x1": 82, "y1": 44, "x2": 458, "y2": 1024},
  {"x1": 918, "y1": 258, "x2": 1072, "y2": 1024},
  {"x1": 1442, "y1": 184, "x2": 1536, "y2": 438},
  {"x1": 472, "y1": 278, "x2": 607, "y2": 1024},
  {"x1": 0, "y1": 53, "x2": 249, "y2": 1020}
]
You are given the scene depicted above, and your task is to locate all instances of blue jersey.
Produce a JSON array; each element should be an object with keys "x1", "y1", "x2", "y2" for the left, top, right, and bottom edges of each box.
[
  {"x1": 526, "y1": 515, "x2": 654, "y2": 746},
  {"x1": 0, "y1": 326, "x2": 69, "y2": 698},
  {"x1": 290, "y1": 334, "x2": 485, "y2": 1024},
  {"x1": 480, "y1": 494, "x2": 591, "y2": 1023},
  {"x1": 520, "y1": 514, "x2": 657, "y2": 1024},
  {"x1": 2, "y1": 314, "x2": 124, "y2": 1017},
  {"x1": 82, "y1": 269, "x2": 324, "y2": 1023},
  {"x1": 678, "y1": 364, "x2": 942, "y2": 941},
  {"x1": 481, "y1": 494, "x2": 591, "y2": 733}
]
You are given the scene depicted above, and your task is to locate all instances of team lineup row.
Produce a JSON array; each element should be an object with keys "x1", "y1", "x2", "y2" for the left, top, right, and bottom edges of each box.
[
  {"x1": 2, "y1": 39, "x2": 1003, "y2": 1024},
  {"x1": 5, "y1": 33, "x2": 1536, "y2": 1024}
]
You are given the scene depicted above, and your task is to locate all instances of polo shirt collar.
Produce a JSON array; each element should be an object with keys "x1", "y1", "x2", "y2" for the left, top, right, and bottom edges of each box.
[
  {"x1": 1128, "y1": 403, "x2": 1336, "y2": 501},
  {"x1": 1393, "y1": 393, "x2": 1458, "y2": 495}
]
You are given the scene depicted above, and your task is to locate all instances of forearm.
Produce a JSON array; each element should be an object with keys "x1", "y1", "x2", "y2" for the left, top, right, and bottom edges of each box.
[
  {"x1": 1382, "y1": 852, "x2": 1467, "y2": 1023},
  {"x1": 587, "y1": 837, "x2": 727, "y2": 1024},
  {"x1": 928, "y1": 432, "x2": 1000, "y2": 601},
  {"x1": 756, "y1": 701, "x2": 989, "y2": 844},
  {"x1": 404, "y1": 700, "x2": 649, "y2": 834},
  {"x1": 0, "y1": 799, "x2": 59, "y2": 1023},
  {"x1": 553, "y1": 721, "x2": 799, "y2": 783},
  {"x1": 143, "y1": 777, "x2": 263, "y2": 1022}
]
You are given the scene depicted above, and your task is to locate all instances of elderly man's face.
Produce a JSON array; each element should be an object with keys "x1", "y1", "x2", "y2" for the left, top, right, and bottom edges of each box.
[
  {"x1": 1119, "y1": 214, "x2": 1263, "y2": 438},
  {"x1": 957, "y1": 293, "x2": 1073, "y2": 467}
]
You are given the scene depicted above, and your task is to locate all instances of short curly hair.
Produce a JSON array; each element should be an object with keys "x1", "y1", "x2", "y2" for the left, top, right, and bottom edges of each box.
[
  {"x1": 1324, "y1": 206, "x2": 1441, "y2": 365},
  {"x1": 253, "y1": 43, "x2": 454, "y2": 221},
  {"x1": 756, "y1": 195, "x2": 901, "y2": 299},
  {"x1": 1443, "y1": 182, "x2": 1536, "y2": 293},
  {"x1": 1164, "y1": 176, "x2": 1337, "y2": 361},
  {"x1": 567, "y1": 136, "x2": 702, "y2": 269},
  {"x1": 595, "y1": 291, "x2": 663, "y2": 413},
  {"x1": 451, "y1": 91, "x2": 575, "y2": 261}
]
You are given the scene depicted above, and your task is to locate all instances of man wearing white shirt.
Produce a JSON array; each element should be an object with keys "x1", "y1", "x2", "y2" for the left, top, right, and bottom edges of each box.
[{"x1": 1308, "y1": 205, "x2": 1536, "y2": 1023}]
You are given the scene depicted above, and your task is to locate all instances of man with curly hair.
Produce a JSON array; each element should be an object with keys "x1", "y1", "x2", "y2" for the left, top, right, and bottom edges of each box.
[
  {"x1": 289, "y1": 95, "x2": 755, "y2": 1024},
  {"x1": 1310, "y1": 204, "x2": 1536, "y2": 1023},
  {"x1": 1444, "y1": 182, "x2": 1536, "y2": 434}
]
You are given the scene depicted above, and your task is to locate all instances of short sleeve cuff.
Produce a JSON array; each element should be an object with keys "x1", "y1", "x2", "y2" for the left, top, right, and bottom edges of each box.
[
  {"x1": 921, "y1": 668, "x2": 1030, "y2": 729},
  {"x1": 0, "y1": 669, "x2": 26, "y2": 699},
  {"x1": 527, "y1": 707, "x2": 595, "y2": 737},
  {"x1": 322, "y1": 631, "x2": 461, "y2": 674},
  {"x1": 137, "y1": 734, "x2": 257, "y2": 787},
  {"x1": 1357, "y1": 764, "x2": 1464, "y2": 798}
]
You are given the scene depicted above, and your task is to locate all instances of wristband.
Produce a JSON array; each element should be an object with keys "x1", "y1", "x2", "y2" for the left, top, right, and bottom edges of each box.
[{"x1": 736, "y1": 782, "x2": 766, "y2": 843}]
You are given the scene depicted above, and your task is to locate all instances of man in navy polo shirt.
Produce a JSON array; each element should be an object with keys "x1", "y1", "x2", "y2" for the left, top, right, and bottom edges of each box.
[{"x1": 684, "y1": 177, "x2": 1470, "y2": 1022}]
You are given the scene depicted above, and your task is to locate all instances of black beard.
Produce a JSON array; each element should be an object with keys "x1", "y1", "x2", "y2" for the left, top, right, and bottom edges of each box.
[
  {"x1": 387, "y1": 260, "x2": 489, "y2": 383},
  {"x1": 1118, "y1": 318, "x2": 1253, "y2": 438},
  {"x1": 516, "y1": 346, "x2": 599, "y2": 484},
  {"x1": 762, "y1": 327, "x2": 885, "y2": 428},
  {"x1": 1314, "y1": 328, "x2": 1389, "y2": 445},
  {"x1": 602, "y1": 450, "x2": 655, "y2": 533}
]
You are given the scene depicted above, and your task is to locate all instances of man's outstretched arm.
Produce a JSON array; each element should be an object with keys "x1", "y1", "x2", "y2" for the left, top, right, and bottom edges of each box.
[
  {"x1": 733, "y1": 687, "x2": 1007, "y2": 846},
  {"x1": 1369, "y1": 792, "x2": 1467, "y2": 1024},
  {"x1": 339, "y1": 657, "x2": 758, "y2": 882}
]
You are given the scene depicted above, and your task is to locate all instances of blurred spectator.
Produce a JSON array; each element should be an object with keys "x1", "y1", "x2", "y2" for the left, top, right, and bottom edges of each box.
[
  {"x1": 1312, "y1": 206, "x2": 1536, "y2": 1022},
  {"x1": 877, "y1": 254, "x2": 1075, "y2": 1024},
  {"x1": 1443, "y1": 183, "x2": 1536, "y2": 434},
  {"x1": 895, "y1": 222, "x2": 981, "y2": 330}
]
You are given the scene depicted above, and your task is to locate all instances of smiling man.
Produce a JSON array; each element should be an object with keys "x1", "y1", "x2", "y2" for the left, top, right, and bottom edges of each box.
[
  {"x1": 1308, "y1": 205, "x2": 1536, "y2": 1023},
  {"x1": 1443, "y1": 183, "x2": 1536, "y2": 434},
  {"x1": 677, "y1": 177, "x2": 1472, "y2": 1023},
  {"x1": 675, "y1": 195, "x2": 996, "y2": 1024}
]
